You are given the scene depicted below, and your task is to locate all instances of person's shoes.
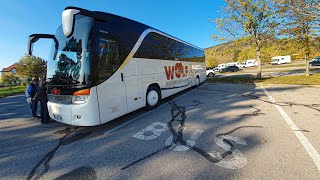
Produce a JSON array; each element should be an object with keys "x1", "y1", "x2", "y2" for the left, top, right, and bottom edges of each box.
[
  {"x1": 43, "y1": 119, "x2": 51, "y2": 124},
  {"x1": 31, "y1": 116, "x2": 37, "y2": 120}
]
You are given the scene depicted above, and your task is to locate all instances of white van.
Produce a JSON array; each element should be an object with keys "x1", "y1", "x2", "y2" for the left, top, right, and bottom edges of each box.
[
  {"x1": 241, "y1": 59, "x2": 257, "y2": 68},
  {"x1": 217, "y1": 63, "x2": 226, "y2": 70},
  {"x1": 226, "y1": 62, "x2": 240, "y2": 67},
  {"x1": 271, "y1": 55, "x2": 291, "y2": 65}
]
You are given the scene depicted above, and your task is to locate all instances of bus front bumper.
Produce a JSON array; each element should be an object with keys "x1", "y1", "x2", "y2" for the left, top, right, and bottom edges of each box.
[{"x1": 48, "y1": 100, "x2": 100, "y2": 126}]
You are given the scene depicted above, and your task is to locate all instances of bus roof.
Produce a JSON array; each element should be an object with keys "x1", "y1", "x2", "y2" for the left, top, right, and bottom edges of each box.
[{"x1": 65, "y1": 6, "x2": 203, "y2": 51}]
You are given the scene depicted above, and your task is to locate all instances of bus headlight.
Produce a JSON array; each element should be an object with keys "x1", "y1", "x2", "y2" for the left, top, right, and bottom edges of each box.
[
  {"x1": 72, "y1": 95, "x2": 89, "y2": 104},
  {"x1": 72, "y1": 88, "x2": 90, "y2": 104}
]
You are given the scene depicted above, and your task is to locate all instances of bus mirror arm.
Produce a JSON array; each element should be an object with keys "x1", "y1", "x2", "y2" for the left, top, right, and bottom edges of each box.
[
  {"x1": 27, "y1": 34, "x2": 59, "y2": 59},
  {"x1": 121, "y1": 73, "x2": 124, "y2": 82}
]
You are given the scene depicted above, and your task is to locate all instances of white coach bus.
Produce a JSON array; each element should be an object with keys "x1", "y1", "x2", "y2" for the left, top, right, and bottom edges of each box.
[{"x1": 27, "y1": 7, "x2": 206, "y2": 126}]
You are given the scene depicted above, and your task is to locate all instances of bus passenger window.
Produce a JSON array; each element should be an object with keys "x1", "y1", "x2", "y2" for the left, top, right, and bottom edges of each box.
[{"x1": 98, "y1": 38, "x2": 120, "y2": 82}]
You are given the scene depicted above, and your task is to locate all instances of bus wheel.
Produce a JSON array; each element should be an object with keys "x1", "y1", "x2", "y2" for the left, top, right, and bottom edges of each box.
[{"x1": 146, "y1": 86, "x2": 161, "y2": 110}]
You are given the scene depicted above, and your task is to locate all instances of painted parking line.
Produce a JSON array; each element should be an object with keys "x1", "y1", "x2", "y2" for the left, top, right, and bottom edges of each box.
[
  {"x1": 104, "y1": 83, "x2": 208, "y2": 136},
  {"x1": 262, "y1": 87, "x2": 320, "y2": 172}
]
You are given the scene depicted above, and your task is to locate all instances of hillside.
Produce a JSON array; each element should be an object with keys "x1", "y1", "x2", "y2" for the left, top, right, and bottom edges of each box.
[{"x1": 204, "y1": 37, "x2": 320, "y2": 68}]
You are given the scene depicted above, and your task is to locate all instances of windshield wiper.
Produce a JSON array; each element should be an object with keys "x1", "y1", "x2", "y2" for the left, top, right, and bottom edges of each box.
[{"x1": 48, "y1": 74, "x2": 80, "y2": 85}]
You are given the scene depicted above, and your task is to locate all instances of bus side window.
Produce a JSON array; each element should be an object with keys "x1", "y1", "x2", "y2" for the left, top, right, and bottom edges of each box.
[{"x1": 98, "y1": 38, "x2": 120, "y2": 83}]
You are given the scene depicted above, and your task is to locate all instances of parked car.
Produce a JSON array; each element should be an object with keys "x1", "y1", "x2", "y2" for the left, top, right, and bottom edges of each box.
[
  {"x1": 309, "y1": 57, "x2": 320, "y2": 66},
  {"x1": 206, "y1": 68, "x2": 215, "y2": 77},
  {"x1": 219, "y1": 66, "x2": 239, "y2": 72}
]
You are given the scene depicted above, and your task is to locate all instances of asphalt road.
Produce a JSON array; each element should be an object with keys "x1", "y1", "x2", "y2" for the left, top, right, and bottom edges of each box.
[{"x1": 1, "y1": 83, "x2": 320, "y2": 179}]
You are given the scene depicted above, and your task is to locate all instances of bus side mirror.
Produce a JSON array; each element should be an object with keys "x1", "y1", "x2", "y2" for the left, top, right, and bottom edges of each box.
[
  {"x1": 62, "y1": 9, "x2": 80, "y2": 37},
  {"x1": 27, "y1": 36, "x2": 39, "y2": 56},
  {"x1": 27, "y1": 34, "x2": 59, "y2": 60}
]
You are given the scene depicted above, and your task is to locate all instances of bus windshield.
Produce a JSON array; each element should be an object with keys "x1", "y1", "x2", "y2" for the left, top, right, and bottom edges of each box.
[{"x1": 47, "y1": 15, "x2": 94, "y2": 86}]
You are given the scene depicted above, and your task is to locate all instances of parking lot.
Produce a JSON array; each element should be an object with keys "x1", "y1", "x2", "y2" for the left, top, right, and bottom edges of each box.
[{"x1": 1, "y1": 83, "x2": 320, "y2": 179}]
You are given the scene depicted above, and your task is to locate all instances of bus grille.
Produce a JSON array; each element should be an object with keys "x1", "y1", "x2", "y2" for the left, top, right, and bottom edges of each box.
[{"x1": 48, "y1": 95, "x2": 73, "y2": 104}]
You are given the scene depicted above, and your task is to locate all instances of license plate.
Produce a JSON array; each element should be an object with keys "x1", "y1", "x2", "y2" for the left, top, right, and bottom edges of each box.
[{"x1": 53, "y1": 114, "x2": 63, "y2": 121}]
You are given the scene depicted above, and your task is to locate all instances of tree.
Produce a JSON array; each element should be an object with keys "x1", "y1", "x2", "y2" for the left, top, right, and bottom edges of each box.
[
  {"x1": 212, "y1": 0, "x2": 279, "y2": 78},
  {"x1": 2, "y1": 74, "x2": 18, "y2": 89},
  {"x1": 275, "y1": 0, "x2": 318, "y2": 76},
  {"x1": 281, "y1": 0, "x2": 319, "y2": 21},
  {"x1": 16, "y1": 54, "x2": 47, "y2": 79}
]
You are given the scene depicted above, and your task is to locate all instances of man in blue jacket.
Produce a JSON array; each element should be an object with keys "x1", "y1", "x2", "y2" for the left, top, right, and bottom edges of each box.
[{"x1": 26, "y1": 78, "x2": 39, "y2": 119}]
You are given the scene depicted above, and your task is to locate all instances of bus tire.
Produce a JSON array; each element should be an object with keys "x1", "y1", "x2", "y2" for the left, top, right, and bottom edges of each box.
[{"x1": 145, "y1": 86, "x2": 161, "y2": 110}]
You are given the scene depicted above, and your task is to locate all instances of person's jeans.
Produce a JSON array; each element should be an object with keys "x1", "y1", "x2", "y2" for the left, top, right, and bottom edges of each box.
[
  {"x1": 40, "y1": 99, "x2": 50, "y2": 123},
  {"x1": 27, "y1": 98, "x2": 38, "y2": 118}
]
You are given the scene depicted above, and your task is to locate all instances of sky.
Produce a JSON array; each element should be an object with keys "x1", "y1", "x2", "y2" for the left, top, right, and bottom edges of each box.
[{"x1": 0, "y1": 0, "x2": 225, "y2": 70}]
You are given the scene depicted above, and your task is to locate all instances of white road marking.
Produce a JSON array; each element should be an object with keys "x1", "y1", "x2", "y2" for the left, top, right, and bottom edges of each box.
[
  {"x1": 208, "y1": 135, "x2": 247, "y2": 169},
  {"x1": 262, "y1": 87, "x2": 320, "y2": 172},
  {"x1": 104, "y1": 83, "x2": 207, "y2": 136},
  {"x1": 132, "y1": 122, "x2": 168, "y2": 140},
  {"x1": 209, "y1": 150, "x2": 247, "y2": 170},
  {"x1": 165, "y1": 129, "x2": 204, "y2": 152},
  {"x1": 164, "y1": 127, "x2": 187, "y2": 148}
]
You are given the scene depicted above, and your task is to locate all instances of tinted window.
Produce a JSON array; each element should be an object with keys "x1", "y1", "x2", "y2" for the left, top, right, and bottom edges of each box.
[
  {"x1": 134, "y1": 32, "x2": 205, "y2": 62},
  {"x1": 97, "y1": 38, "x2": 120, "y2": 83}
]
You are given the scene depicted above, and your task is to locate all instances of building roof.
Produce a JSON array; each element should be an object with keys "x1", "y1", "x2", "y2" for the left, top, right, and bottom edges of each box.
[{"x1": 1, "y1": 64, "x2": 17, "y2": 72}]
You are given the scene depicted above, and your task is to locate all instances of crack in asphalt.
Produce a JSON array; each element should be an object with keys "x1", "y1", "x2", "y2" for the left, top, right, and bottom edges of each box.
[
  {"x1": 26, "y1": 127, "x2": 91, "y2": 180},
  {"x1": 121, "y1": 99, "x2": 262, "y2": 170},
  {"x1": 238, "y1": 106, "x2": 266, "y2": 117},
  {"x1": 62, "y1": 132, "x2": 92, "y2": 146},
  {"x1": 216, "y1": 126, "x2": 263, "y2": 137},
  {"x1": 184, "y1": 99, "x2": 204, "y2": 107},
  {"x1": 275, "y1": 102, "x2": 320, "y2": 113},
  {"x1": 27, "y1": 127, "x2": 77, "y2": 180},
  {"x1": 294, "y1": 129, "x2": 310, "y2": 132}
]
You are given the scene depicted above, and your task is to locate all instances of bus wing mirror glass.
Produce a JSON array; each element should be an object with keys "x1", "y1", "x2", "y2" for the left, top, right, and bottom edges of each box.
[
  {"x1": 27, "y1": 34, "x2": 59, "y2": 60},
  {"x1": 62, "y1": 9, "x2": 80, "y2": 37},
  {"x1": 27, "y1": 36, "x2": 38, "y2": 56}
]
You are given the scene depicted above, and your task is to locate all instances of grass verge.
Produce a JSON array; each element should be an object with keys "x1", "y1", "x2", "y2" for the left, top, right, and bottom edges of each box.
[
  {"x1": 0, "y1": 86, "x2": 26, "y2": 98},
  {"x1": 206, "y1": 73, "x2": 320, "y2": 85},
  {"x1": 262, "y1": 63, "x2": 305, "y2": 69}
]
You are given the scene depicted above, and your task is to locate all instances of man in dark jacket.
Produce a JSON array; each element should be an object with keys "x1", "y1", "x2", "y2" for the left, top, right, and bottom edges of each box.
[
  {"x1": 38, "y1": 77, "x2": 50, "y2": 124},
  {"x1": 26, "y1": 78, "x2": 39, "y2": 119}
]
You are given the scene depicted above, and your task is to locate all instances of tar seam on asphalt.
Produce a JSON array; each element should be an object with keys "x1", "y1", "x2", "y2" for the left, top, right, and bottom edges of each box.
[
  {"x1": 238, "y1": 106, "x2": 266, "y2": 117},
  {"x1": 121, "y1": 99, "x2": 263, "y2": 170},
  {"x1": 26, "y1": 127, "x2": 77, "y2": 180},
  {"x1": 27, "y1": 127, "x2": 92, "y2": 180},
  {"x1": 294, "y1": 129, "x2": 310, "y2": 132}
]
